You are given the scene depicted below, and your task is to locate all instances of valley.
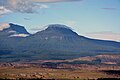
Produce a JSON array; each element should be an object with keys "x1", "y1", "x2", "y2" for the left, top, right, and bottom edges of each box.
[
  {"x1": 0, "y1": 63, "x2": 120, "y2": 79},
  {"x1": 0, "y1": 54, "x2": 120, "y2": 79}
]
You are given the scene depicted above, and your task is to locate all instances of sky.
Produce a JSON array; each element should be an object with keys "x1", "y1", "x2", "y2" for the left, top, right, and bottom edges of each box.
[{"x1": 0, "y1": 0, "x2": 120, "y2": 41}]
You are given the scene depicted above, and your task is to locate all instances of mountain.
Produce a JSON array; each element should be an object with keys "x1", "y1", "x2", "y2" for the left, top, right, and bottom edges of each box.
[
  {"x1": 0, "y1": 23, "x2": 120, "y2": 62},
  {"x1": 0, "y1": 23, "x2": 30, "y2": 58},
  {"x1": 0, "y1": 23, "x2": 30, "y2": 37}
]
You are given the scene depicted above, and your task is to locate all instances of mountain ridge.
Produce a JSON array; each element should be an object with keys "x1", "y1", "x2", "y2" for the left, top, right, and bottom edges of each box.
[
  {"x1": 0, "y1": 23, "x2": 30, "y2": 37},
  {"x1": 0, "y1": 23, "x2": 120, "y2": 62}
]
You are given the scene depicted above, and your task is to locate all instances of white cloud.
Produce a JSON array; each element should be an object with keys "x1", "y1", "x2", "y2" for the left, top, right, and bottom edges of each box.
[
  {"x1": 0, "y1": 6, "x2": 11, "y2": 16},
  {"x1": 85, "y1": 31, "x2": 120, "y2": 42},
  {"x1": 0, "y1": 0, "x2": 49, "y2": 16},
  {"x1": 0, "y1": 0, "x2": 82, "y2": 16},
  {"x1": 6, "y1": 0, "x2": 43, "y2": 13},
  {"x1": 1, "y1": 0, "x2": 35, "y2": 13},
  {"x1": 0, "y1": 23, "x2": 10, "y2": 31},
  {"x1": 39, "y1": 4, "x2": 49, "y2": 9}
]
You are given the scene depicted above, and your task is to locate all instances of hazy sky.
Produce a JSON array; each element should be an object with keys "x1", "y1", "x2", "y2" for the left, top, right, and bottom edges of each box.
[{"x1": 0, "y1": 0, "x2": 120, "y2": 35}]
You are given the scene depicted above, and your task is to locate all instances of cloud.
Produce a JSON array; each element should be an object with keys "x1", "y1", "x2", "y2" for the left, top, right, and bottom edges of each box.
[
  {"x1": 30, "y1": 27, "x2": 42, "y2": 31},
  {"x1": 85, "y1": 31, "x2": 120, "y2": 42},
  {"x1": 0, "y1": 23, "x2": 10, "y2": 31},
  {"x1": 0, "y1": 0, "x2": 49, "y2": 16},
  {"x1": 32, "y1": 0, "x2": 83, "y2": 3},
  {"x1": 0, "y1": 0, "x2": 82, "y2": 16},
  {"x1": 0, "y1": 6, "x2": 11, "y2": 17},
  {"x1": 39, "y1": 4, "x2": 49, "y2": 9},
  {"x1": 30, "y1": 25, "x2": 46, "y2": 33},
  {"x1": 102, "y1": 8, "x2": 117, "y2": 10},
  {"x1": 0, "y1": 0, "x2": 36, "y2": 13}
]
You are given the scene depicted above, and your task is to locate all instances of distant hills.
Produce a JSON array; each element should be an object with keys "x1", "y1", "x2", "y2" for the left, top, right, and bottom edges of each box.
[
  {"x1": 71, "y1": 54, "x2": 120, "y2": 65},
  {"x1": 0, "y1": 23, "x2": 120, "y2": 62}
]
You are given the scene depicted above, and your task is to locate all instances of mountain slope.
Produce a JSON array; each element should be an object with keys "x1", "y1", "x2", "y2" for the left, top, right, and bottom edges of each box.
[
  {"x1": 16, "y1": 24, "x2": 120, "y2": 60},
  {"x1": 0, "y1": 23, "x2": 30, "y2": 37},
  {"x1": 0, "y1": 24, "x2": 120, "y2": 62},
  {"x1": 26, "y1": 24, "x2": 120, "y2": 52},
  {"x1": 0, "y1": 23, "x2": 30, "y2": 58}
]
